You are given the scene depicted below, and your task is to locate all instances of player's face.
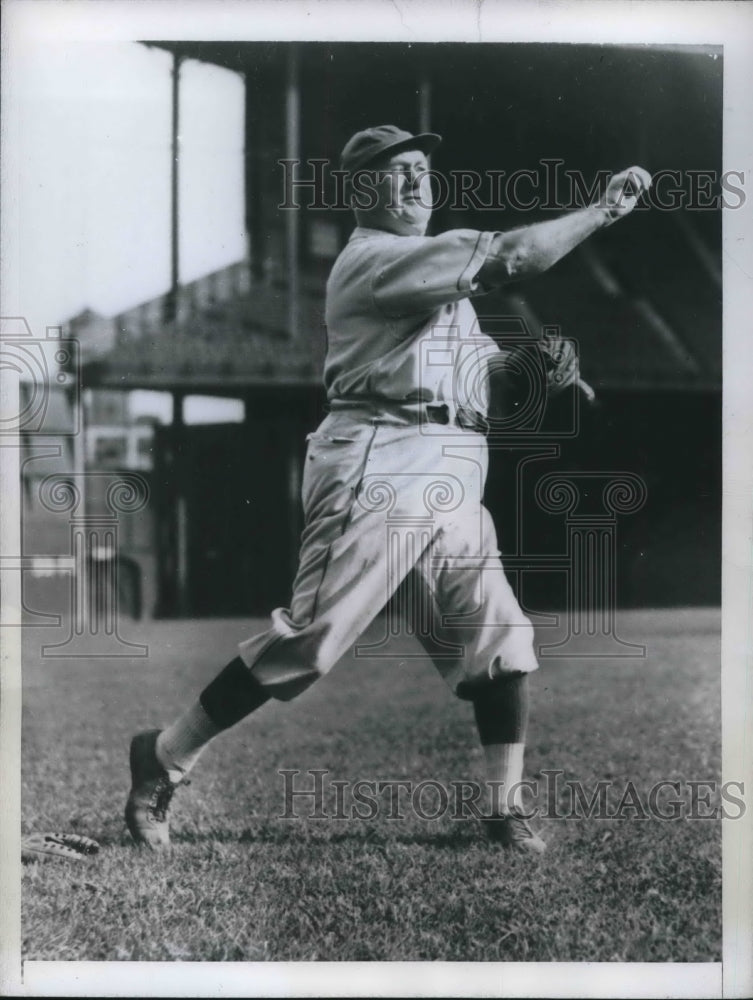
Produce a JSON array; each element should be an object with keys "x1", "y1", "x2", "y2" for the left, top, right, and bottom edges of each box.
[{"x1": 367, "y1": 149, "x2": 432, "y2": 236}]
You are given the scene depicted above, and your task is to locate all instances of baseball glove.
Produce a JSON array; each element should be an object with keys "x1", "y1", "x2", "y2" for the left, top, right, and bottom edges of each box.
[
  {"x1": 22, "y1": 832, "x2": 100, "y2": 863},
  {"x1": 488, "y1": 333, "x2": 591, "y2": 422},
  {"x1": 538, "y1": 332, "x2": 581, "y2": 396}
]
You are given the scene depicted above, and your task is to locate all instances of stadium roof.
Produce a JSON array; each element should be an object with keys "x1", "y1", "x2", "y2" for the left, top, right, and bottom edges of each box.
[{"x1": 80, "y1": 42, "x2": 720, "y2": 393}]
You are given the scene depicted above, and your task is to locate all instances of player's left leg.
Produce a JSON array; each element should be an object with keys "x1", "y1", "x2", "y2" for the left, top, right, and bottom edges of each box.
[
  {"x1": 408, "y1": 505, "x2": 546, "y2": 853},
  {"x1": 464, "y1": 673, "x2": 545, "y2": 853}
]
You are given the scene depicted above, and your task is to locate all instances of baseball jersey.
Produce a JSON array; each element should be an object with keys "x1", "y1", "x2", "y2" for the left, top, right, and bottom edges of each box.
[
  {"x1": 238, "y1": 224, "x2": 540, "y2": 698},
  {"x1": 324, "y1": 227, "x2": 502, "y2": 416}
]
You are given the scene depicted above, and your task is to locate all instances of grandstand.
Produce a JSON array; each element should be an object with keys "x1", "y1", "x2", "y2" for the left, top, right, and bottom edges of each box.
[{"x1": 63, "y1": 42, "x2": 720, "y2": 618}]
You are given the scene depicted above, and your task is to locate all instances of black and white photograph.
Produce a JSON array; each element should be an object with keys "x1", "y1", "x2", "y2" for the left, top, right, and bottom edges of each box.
[{"x1": 1, "y1": 1, "x2": 751, "y2": 997}]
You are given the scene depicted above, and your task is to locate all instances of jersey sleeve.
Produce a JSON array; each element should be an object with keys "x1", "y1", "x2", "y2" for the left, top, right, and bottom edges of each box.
[{"x1": 371, "y1": 229, "x2": 497, "y2": 318}]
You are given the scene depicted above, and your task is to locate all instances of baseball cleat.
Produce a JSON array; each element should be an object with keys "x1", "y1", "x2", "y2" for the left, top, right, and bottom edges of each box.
[
  {"x1": 125, "y1": 729, "x2": 185, "y2": 849},
  {"x1": 483, "y1": 810, "x2": 546, "y2": 854}
]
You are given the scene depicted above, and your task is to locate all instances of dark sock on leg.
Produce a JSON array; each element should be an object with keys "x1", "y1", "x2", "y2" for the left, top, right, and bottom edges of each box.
[
  {"x1": 199, "y1": 656, "x2": 271, "y2": 730},
  {"x1": 472, "y1": 672, "x2": 529, "y2": 746}
]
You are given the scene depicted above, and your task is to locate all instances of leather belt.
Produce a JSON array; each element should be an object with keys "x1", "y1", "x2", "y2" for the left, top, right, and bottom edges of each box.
[
  {"x1": 426, "y1": 403, "x2": 489, "y2": 435},
  {"x1": 329, "y1": 399, "x2": 489, "y2": 435}
]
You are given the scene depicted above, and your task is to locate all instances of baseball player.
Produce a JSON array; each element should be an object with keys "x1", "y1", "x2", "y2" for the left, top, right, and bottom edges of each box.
[{"x1": 126, "y1": 125, "x2": 651, "y2": 853}]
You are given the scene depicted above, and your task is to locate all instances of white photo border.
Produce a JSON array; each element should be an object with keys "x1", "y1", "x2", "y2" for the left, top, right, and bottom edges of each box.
[{"x1": 1, "y1": 1, "x2": 750, "y2": 997}]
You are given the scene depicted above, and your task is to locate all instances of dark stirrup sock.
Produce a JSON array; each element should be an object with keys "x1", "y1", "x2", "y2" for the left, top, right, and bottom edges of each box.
[
  {"x1": 471, "y1": 671, "x2": 529, "y2": 746},
  {"x1": 199, "y1": 656, "x2": 271, "y2": 730}
]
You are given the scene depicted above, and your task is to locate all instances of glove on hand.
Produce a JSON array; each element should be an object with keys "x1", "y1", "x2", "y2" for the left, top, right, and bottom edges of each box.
[{"x1": 539, "y1": 332, "x2": 581, "y2": 396}]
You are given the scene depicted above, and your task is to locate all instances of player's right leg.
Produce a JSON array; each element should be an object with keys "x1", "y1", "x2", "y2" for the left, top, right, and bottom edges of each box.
[
  {"x1": 125, "y1": 658, "x2": 270, "y2": 848},
  {"x1": 125, "y1": 417, "x2": 411, "y2": 848}
]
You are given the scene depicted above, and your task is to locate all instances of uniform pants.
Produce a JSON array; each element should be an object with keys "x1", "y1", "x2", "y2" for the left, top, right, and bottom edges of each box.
[{"x1": 238, "y1": 410, "x2": 538, "y2": 701}]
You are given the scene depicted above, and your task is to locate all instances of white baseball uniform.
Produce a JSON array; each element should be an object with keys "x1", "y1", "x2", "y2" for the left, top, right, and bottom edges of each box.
[{"x1": 238, "y1": 226, "x2": 538, "y2": 701}]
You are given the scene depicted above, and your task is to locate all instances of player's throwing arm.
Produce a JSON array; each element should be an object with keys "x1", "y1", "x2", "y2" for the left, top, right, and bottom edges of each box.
[
  {"x1": 477, "y1": 165, "x2": 652, "y2": 284},
  {"x1": 477, "y1": 165, "x2": 652, "y2": 403}
]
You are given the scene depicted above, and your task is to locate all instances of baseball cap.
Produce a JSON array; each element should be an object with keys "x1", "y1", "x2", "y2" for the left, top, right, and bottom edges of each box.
[{"x1": 340, "y1": 124, "x2": 442, "y2": 174}]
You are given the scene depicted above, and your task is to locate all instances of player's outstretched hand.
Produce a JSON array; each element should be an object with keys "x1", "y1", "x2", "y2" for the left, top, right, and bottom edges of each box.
[{"x1": 601, "y1": 166, "x2": 652, "y2": 220}]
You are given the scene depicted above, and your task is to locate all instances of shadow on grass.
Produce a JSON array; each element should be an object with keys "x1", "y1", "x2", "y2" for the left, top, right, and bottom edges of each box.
[{"x1": 111, "y1": 822, "x2": 483, "y2": 851}]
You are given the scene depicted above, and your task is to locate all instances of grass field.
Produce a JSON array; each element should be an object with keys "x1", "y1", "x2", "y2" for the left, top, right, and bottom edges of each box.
[{"x1": 21, "y1": 606, "x2": 721, "y2": 963}]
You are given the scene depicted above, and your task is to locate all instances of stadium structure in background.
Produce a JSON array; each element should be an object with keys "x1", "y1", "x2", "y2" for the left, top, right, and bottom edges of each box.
[{"x1": 20, "y1": 42, "x2": 721, "y2": 625}]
